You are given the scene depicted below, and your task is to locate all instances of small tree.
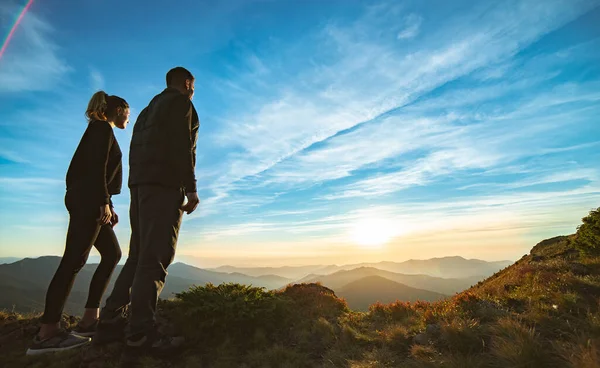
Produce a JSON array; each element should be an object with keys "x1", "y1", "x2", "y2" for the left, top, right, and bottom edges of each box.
[{"x1": 574, "y1": 208, "x2": 600, "y2": 255}]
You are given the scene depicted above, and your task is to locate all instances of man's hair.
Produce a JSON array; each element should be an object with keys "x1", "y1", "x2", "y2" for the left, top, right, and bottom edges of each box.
[{"x1": 166, "y1": 67, "x2": 194, "y2": 87}]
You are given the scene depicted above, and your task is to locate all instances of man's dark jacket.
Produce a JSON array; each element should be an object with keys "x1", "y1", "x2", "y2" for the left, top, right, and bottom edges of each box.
[{"x1": 128, "y1": 87, "x2": 199, "y2": 193}]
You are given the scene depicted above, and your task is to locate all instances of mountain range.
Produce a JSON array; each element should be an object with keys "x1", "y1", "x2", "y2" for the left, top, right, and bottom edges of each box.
[
  {"x1": 0, "y1": 257, "x2": 21, "y2": 265},
  {"x1": 208, "y1": 256, "x2": 512, "y2": 279},
  {"x1": 299, "y1": 266, "x2": 481, "y2": 295},
  {"x1": 0, "y1": 255, "x2": 512, "y2": 313}
]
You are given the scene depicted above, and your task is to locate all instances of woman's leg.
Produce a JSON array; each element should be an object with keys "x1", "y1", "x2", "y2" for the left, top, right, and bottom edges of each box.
[
  {"x1": 81, "y1": 225, "x2": 122, "y2": 326},
  {"x1": 39, "y1": 211, "x2": 101, "y2": 338}
]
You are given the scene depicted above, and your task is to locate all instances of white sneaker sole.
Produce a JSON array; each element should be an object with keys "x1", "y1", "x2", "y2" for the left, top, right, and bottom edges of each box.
[
  {"x1": 25, "y1": 338, "x2": 91, "y2": 356},
  {"x1": 71, "y1": 331, "x2": 96, "y2": 338}
]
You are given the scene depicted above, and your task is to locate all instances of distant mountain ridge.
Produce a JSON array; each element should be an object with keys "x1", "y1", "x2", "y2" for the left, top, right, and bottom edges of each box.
[
  {"x1": 208, "y1": 265, "x2": 333, "y2": 280},
  {"x1": 210, "y1": 256, "x2": 512, "y2": 279},
  {"x1": 0, "y1": 255, "x2": 511, "y2": 315},
  {"x1": 0, "y1": 257, "x2": 294, "y2": 314},
  {"x1": 299, "y1": 267, "x2": 480, "y2": 295},
  {"x1": 0, "y1": 257, "x2": 21, "y2": 265},
  {"x1": 166, "y1": 263, "x2": 292, "y2": 290}
]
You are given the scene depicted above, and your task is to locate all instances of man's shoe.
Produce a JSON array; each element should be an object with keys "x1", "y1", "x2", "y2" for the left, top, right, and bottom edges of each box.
[
  {"x1": 119, "y1": 331, "x2": 185, "y2": 366},
  {"x1": 26, "y1": 329, "x2": 91, "y2": 355},
  {"x1": 93, "y1": 310, "x2": 128, "y2": 345}
]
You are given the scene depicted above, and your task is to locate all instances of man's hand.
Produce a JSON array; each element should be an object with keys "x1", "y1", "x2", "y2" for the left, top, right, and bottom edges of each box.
[
  {"x1": 110, "y1": 207, "x2": 119, "y2": 228},
  {"x1": 98, "y1": 204, "x2": 112, "y2": 225},
  {"x1": 181, "y1": 192, "x2": 199, "y2": 214}
]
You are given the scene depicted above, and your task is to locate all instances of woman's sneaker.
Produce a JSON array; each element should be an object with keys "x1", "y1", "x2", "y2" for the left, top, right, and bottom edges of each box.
[
  {"x1": 26, "y1": 329, "x2": 91, "y2": 355},
  {"x1": 71, "y1": 320, "x2": 98, "y2": 337}
]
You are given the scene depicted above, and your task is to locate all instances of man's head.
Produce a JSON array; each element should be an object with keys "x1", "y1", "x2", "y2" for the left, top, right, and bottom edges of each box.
[{"x1": 166, "y1": 67, "x2": 195, "y2": 100}]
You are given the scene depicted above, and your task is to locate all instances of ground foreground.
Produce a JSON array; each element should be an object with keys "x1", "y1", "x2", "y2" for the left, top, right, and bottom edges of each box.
[{"x1": 1, "y1": 209, "x2": 599, "y2": 368}]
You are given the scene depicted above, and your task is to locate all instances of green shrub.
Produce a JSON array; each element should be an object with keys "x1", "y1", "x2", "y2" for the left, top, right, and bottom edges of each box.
[
  {"x1": 281, "y1": 283, "x2": 348, "y2": 321},
  {"x1": 574, "y1": 208, "x2": 600, "y2": 255},
  {"x1": 165, "y1": 283, "x2": 288, "y2": 350}
]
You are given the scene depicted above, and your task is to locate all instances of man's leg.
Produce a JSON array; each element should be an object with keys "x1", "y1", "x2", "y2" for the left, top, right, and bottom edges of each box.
[
  {"x1": 93, "y1": 188, "x2": 141, "y2": 345},
  {"x1": 100, "y1": 187, "x2": 141, "y2": 317},
  {"x1": 127, "y1": 185, "x2": 184, "y2": 339}
]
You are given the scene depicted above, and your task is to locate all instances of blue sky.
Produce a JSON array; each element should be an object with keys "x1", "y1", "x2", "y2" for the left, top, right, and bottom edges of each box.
[{"x1": 0, "y1": 0, "x2": 599, "y2": 267}]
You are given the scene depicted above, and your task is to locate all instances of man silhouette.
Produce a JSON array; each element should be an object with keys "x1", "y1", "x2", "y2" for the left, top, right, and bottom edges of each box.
[{"x1": 94, "y1": 67, "x2": 200, "y2": 361}]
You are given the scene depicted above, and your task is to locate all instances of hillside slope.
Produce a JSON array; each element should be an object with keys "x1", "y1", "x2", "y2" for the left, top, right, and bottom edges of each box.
[
  {"x1": 1, "y1": 208, "x2": 598, "y2": 368},
  {"x1": 337, "y1": 275, "x2": 446, "y2": 311}
]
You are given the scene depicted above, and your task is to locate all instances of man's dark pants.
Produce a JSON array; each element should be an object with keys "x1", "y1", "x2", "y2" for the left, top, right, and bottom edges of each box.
[{"x1": 101, "y1": 184, "x2": 184, "y2": 338}]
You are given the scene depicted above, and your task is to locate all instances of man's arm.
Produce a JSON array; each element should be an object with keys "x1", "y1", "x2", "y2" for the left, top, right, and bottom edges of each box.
[
  {"x1": 168, "y1": 96, "x2": 197, "y2": 193},
  {"x1": 191, "y1": 105, "x2": 200, "y2": 168}
]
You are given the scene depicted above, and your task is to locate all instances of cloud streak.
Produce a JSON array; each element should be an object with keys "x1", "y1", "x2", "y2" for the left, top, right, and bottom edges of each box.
[
  {"x1": 89, "y1": 67, "x2": 104, "y2": 91},
  {"x1": 397, "y1": 14, "x2": 422, "y2": 39},
  {"x1": 198, "y1": 0, "x2": 598, "y2": 215}
]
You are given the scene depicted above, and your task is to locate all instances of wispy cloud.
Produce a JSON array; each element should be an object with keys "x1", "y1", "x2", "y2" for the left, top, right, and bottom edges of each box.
[
  {"x1": 186, "y1": 183, "x2": 600, "y2": 257},
  {"x1": 89, "y1": 67, "x2": 104, "y2": 91},
  {"x1": 397, "y1": 14, "x2": 423, "y2": 40},
  {"x1": 0, "y1": 4, "x2": 70, "y2": 92},
  {"x1": 0, "y1": 177, "x2": 63, "y2": 186},
  {"x1": 315, "y1": 83, "x2": 600, "y2": 200},
  {"x1": 0, "y1": 177, "x2": 63, "y2": 198},
  {"x1": 0, "y1": 149, "x2": 29, "y2": 164},
  {"x1": 197, "y1": 0, "x2": 598, "y2": 216}
]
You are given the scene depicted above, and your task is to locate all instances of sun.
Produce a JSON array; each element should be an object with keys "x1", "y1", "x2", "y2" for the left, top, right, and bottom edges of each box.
[{"x1": 350, "y1": 218, "x2": 397, "y2": 248}]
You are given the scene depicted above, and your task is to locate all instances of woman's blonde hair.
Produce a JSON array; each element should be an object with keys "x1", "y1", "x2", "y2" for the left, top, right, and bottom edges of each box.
[{"x1": 85, "y1": 91, "x2": 129, "y2": 122}]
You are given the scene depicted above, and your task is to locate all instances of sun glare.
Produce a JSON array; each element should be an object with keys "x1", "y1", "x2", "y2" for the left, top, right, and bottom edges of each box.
[{"x1": 350, "y1": 219, "x2": 397, "y2": 248}]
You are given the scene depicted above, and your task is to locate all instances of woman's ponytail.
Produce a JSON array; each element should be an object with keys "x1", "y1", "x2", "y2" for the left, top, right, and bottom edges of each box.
[{"x1": 85, "y1": 91, "x2": 108, "y2": 122}]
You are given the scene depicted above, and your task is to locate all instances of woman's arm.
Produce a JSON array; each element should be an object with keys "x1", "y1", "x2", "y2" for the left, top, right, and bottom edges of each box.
[{"x1": 87, "y1": 122, "x2": 114, "y2": 222}]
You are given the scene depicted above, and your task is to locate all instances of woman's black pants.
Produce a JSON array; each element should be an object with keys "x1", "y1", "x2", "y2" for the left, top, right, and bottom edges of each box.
[{"x1": 41, "y1": 195, "x2": 121, "y2": 324}]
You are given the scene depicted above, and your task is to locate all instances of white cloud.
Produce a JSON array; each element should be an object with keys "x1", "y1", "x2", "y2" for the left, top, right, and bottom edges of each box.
[
  {"x1": 397, "y1": 14, "x2": 422, "y2": 40},
  {"x1": 251, "y1": 75, "x2": 599, "y2": 199},
  {"x1": 0, "y1": 5, "x2": 70, "y2": 92},
  {"x1": 89, "y1": 67, "x2": 105, "y2": 91},
  {"x1": 320, "y1": 145, "x2": 502, "y2": 200},
  {"x1": 0, "y1": 177, "x2": 63, "y2": 186},
  {"x1": 0, "y1": 177, "x2": 64, "y2": 204},
  {"x1": 0, "y1": 149, "x2": 29, "y2": 164}
]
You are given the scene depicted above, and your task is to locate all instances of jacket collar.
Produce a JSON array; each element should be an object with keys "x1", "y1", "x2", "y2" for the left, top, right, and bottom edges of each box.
[{"x1": 163, "y1": 87, "x2": 182, "y2": 95}]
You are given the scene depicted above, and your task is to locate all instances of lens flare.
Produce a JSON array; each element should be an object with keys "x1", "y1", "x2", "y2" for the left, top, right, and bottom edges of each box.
[{"x1": 0, "y1": 0, "x2": 35, "y2": 60}]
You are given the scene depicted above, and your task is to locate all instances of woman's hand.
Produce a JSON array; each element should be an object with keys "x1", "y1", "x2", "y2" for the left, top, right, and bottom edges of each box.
[
  {"x1": 98, "y1": 204, "x2": 112, "y2": 225},
  {"x1": 110, "y1": 207, "x2": 119, "y2": 228}
]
